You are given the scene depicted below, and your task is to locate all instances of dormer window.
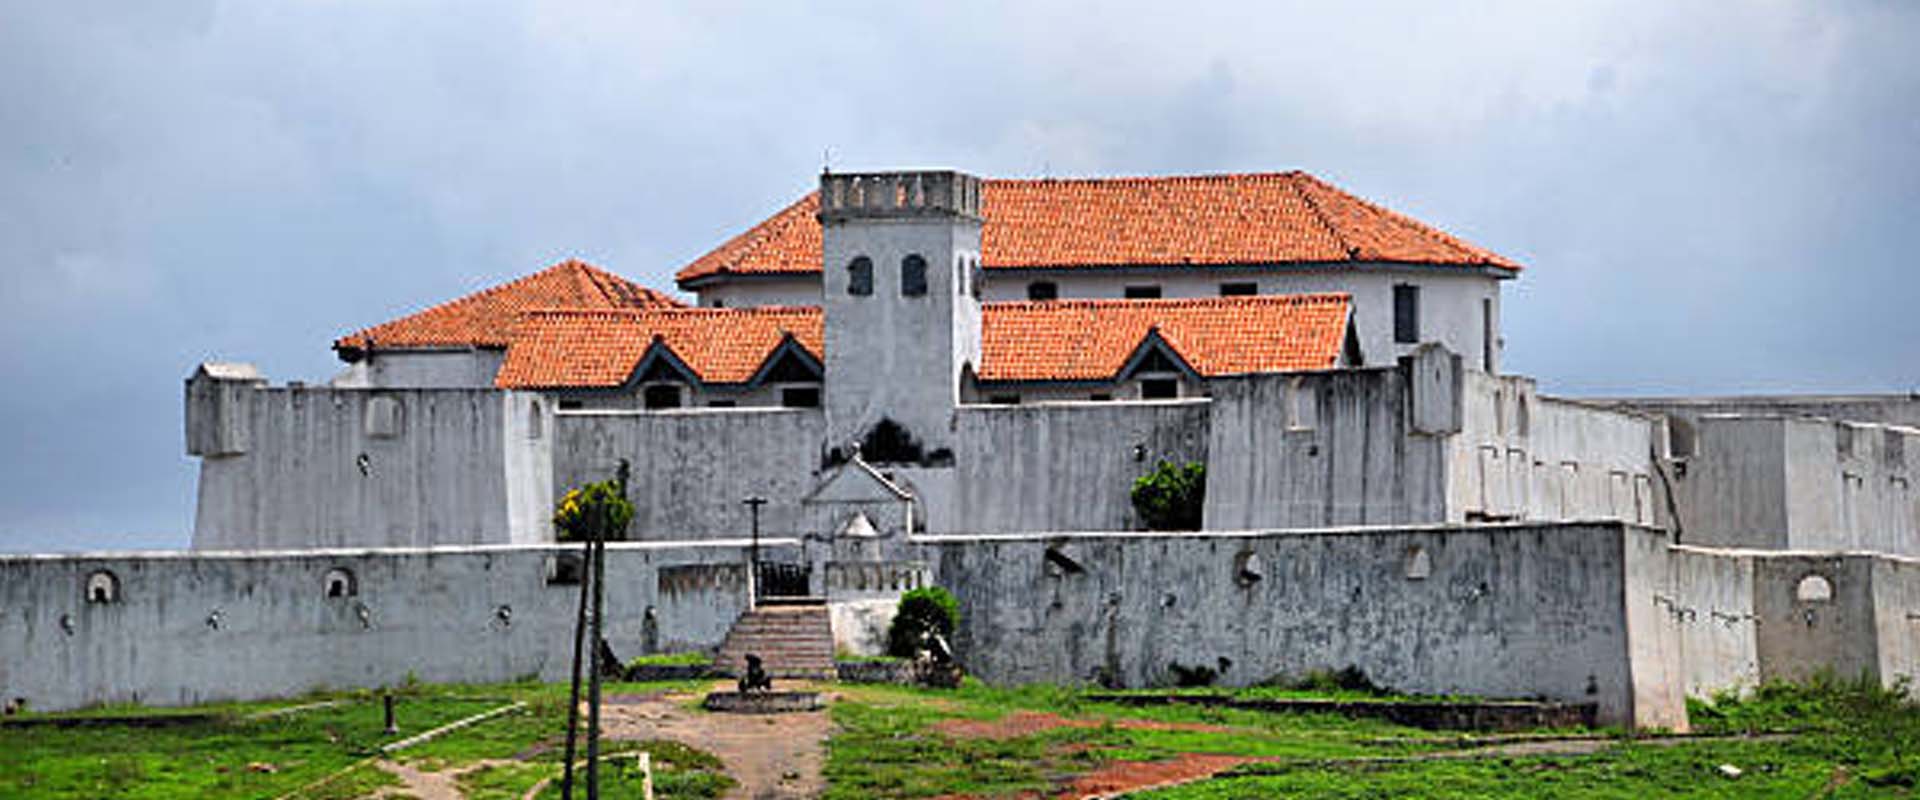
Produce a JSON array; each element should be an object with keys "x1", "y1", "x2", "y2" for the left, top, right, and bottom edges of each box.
[
  {"x1": 643, "y1": 385, "x2": 683, "y2": 409},
  {"x1": 901, "y1": 254, "x2": 928, "y2": 297},
  {"x1": 848, "y1": 256, "x2": 874, "y2": 296},
  {"x1": 1027, "y1": 281, "x2": 1058, "y2": 301}
]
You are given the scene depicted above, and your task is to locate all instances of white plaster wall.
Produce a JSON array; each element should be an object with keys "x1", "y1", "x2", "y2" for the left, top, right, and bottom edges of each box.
[
  {"x1": 0, "y1": 543, "x2": 769, "y2": 712},
  {"x1": 1670, "y1": 417, "x2": 1793, "y2": 549},
  {"x1": 1667, "y1": 547, "x2": 1761, "y2": 698},
  {"x1": 821, "y1": 216, "x2": 982, "y2": 454},
  {"x1": 1872, "y1": 555, "x2": 1920, "y2": 689},
  {"x1": 1451, "y1": 371, "x2": 1665, "y2": 525},
  {"x1": 927, "y1": 523, "x2": 1666, "y2": 728},
  {"x1": 1205, "y1": 368, "x2": 1449, "y2": 529},
  {"x1": 1675, "y1": 417, "x2": 1919, "y2": 556},
  {"x1": 1752, "y1": 554, "x2": 1878, "y2": 683},
  {"x1": 554, "y1": 408, "x2": 825, "y2": 540},
  {"x1": 952, "y1": 401, "x2": 1211, "y2": 533},
  {"x1": 690, "y1": 277, "x2": 822, "y2": 309},
  {"x1": 331, "y1": 350, "x2": 506, "y2": 389},
  {"x1": 191, "y1": 387, "x2": 552, "y2": 550}
]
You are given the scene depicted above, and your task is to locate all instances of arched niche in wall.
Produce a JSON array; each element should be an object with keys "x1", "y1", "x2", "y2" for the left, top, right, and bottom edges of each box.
[
  {"x1": 1403, "y1": 546, "x2": 1433, "y2": 581},
  {"x1": 1795, "y1": 573, "x2": 1834, "y2": 603},
  {"x1": 324, "y1": 567, "x2": 358, "y2": 599},
  {"x1": 84, "y1": 570, "x2": 121, "y2": 604}
]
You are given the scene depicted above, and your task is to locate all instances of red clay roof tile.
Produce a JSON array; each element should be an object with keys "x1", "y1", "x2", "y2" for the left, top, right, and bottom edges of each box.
[
  {"x1": 674, "y1": 172, "x2": 1516, "y2": 285},
  {"x1": 335, "y1": 259, "x2": 684, "y2": 353},
  {"x1": 495, "y1": 306, "x2": 823, "y2": 389},
  {"x1": 495, "y1": 295, "x2": 1348, "y2": 389},
  {"x1": 977, "y1": 294, "x2": 1351, "y2": 383}
]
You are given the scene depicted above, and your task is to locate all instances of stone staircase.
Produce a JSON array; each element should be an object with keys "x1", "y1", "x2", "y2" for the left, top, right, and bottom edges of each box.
[{"x1": 714, "y1": 601, "x2": 836, "y2": 680}]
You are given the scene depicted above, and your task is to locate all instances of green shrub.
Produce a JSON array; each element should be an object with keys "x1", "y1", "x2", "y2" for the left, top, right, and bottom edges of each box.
[
  {"x1": 887, "y1": 587, "x2": 960, "y2": 658},
  {"x1": 1131, "y1": 460, "x2": 1206, "y2": 531}
]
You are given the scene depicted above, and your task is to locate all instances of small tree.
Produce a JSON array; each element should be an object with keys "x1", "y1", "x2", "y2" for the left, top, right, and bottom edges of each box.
[
  {"x1": 553, "y1": 479, "x2": 635, "y2": 543},
  {"x1": 1132, "y1": 460, "x2": 1206, "y2": 531},
  {"x1": 887, "y1": 586, "x2": 960, "y2": 658}
]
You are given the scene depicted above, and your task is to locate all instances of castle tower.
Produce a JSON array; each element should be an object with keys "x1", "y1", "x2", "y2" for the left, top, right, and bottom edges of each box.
[{"x1": 818, "y1": 170, "x2": 984, "y2": 462}]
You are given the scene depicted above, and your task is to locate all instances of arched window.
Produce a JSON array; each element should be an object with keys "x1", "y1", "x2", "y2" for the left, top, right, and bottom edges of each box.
[
  {"x1": 847, "y1": 256, "x2": 873, "y2": 296},
  {"x1": 324, "y1": 567, "x2": 358, "y2": 599},
  {"x1": 900, "y1": 254, "x2": 928, "y2": 297},
  {"x1": 85, "y1": 570, "x2": 120, "y2": 604}
]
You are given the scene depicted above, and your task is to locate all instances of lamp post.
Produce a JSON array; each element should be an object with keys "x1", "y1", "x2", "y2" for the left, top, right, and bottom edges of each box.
[{"x1": 743, "y1": 496, "x2": 767, "y2": 607}]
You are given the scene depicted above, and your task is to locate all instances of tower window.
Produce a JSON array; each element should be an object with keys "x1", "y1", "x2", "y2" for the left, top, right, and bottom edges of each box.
[
  {"x1": 1141, "y1": 379, "x2": 1180, "y2": 400},
  {"x1": 1124, "y1": 285, "x2": 1162, "y2": 299},
  {"x1": 901, "y1": 254, "x2": 928, "y2": 297},
  {"x1": 848, "y1": 256, "x2": 873, "y2": 296},
  {"x1": 1027, "y1": 281, "x2": 1058, "y2": 301},
  {"x1": 643, "y1": 385, "x2": 683, "y2": 409},
  {"x1": 1394, "y1": 284, "x2": 1420, "y2": 344},
  {"x1": 781, "y1": 387, "x2": 821, "y2": 408},
  {"x1": 1219, "y1": 282, "x2": 1257, "y2": 297}
]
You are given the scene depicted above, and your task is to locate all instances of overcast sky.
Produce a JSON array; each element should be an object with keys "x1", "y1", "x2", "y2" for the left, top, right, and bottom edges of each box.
[{"x1": 2, "y1": 2, "x2": 1915, "y2": 553}]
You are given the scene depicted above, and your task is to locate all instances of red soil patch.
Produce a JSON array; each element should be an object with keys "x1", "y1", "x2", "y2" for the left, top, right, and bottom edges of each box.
[
  {"x1": 1061, "y1": 753, "x2": 1255, "y2": 798},
  {"x1": 932, "y1": 711, "x2": 1232, "y2": 740}
]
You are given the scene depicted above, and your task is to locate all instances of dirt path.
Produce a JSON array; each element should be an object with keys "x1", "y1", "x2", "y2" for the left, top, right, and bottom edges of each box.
[
  {"x1": 599, "y1": 683, "x2": 832, "y2": 800},
  {"x1": 371, "y1": 758, "x2": 517, "y2": 800}
]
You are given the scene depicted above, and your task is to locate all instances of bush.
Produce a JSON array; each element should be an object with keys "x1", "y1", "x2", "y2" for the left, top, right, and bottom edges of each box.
[
  {"x1": 886, "y1": 586, "x2": 960, "y2": 658},
  {"x1": 1131, "y1": 460, "x2": 1206, "y2": 531},
  {"x1": 553, "y1": 479, "x2": 634, "y2": 543}
]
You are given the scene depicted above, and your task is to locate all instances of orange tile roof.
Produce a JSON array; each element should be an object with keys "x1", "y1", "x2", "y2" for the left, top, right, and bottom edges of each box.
[
  {"x1": 674, "y1": 172, "x2": 1517, "y2": 285},
  {"x1": 495, "y1": 306, "x2": 823, "y2": 389},
  {"x1": 495, "y1": 294, "x2": 1348, "y2": 389},
  {"x1": 335, "y1": 259, "x2": 684, "y2": 353},
  {"x1": 977, "y1": 294, "x2": 1351, "y2": 383}
]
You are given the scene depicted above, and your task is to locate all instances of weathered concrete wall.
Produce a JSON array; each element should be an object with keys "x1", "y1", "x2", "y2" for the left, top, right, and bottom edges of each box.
[
  {"x1": 1752, "y1": 553, "x2": 1879, "y2": 683},
  {"x1": 0, "y1": 542, "x2": 780, "y2": 712},
  {"x1": 1205, "y1": 367, "x2": 1447, "y2": 528},
  {"x1": 1594, "y1": 395, "x2": 1920, "y2": 431},
  {"x1": 1454, "y1": 371, "x2": 1665, "y2": 525},
  {"x1": 1666, "y1": 547, "x2": 1761, "y2": 697},
  {"x1": 554, "y1": 408, "x2": 824, "y2": 539},
  {"x1": 926, "y1": 523, "x2": 1679, "y2": 728},
  {"x1": 329, "y1": 349, "x2": 508, "y2": 390},
  {"x1": 1672, "y1": 417, "x2": 1918, "y2": 556},
  {"x1": 191, "y1": 385, "x2": 553, "y2": 549},
  {"x1": 1871, "y1": 555, "x2": 1920, "y2": 688},
  {"x1": 953, "y1": 401, "x2": 1210, "y2": 533},
  {"x1": 690, "y1": 275, "x2": 822, "y2": 309}
]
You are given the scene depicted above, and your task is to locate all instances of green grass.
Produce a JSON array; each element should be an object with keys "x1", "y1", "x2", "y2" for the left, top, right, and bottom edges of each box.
[
  {"x1": 627, "y1": 650, "x2": 714, "y2": 668},
  {"x1": 0, "y1": 679, "x2": 712, "y2": 800}
]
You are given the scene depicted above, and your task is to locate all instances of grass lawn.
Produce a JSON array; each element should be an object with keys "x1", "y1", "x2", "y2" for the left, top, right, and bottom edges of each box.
[{"x1": 0, "y1": 679, "x2": 725, "y2": 800}]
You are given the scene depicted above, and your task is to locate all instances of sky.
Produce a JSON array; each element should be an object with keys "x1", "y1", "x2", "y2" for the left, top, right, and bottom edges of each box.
[{"x1": 1, "y1": 1, "x2": 1915, "y2": 553}]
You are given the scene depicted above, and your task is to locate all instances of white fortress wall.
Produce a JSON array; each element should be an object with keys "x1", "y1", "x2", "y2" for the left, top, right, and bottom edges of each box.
[
  {"x1": 1204, "y1": 365, "x2": 1448, "y2": 529},
  {"x1": 0, "y1": 542, "x2": 775, "y2": 712},
  {"x1": 1452, "y1": 369, "x2": 1668, "y2": 525},
  {"x1": 1672, "y1": 416, "x2": 1918, "y2": 556},
  {"x1": 329, "y1": 349, "x2": 507, "y2": 390},
  {"x1": 553, "y1": 408, "x2": 825, "y2": 540},
  {"x1": 189, "y1": 380, "x2": 553, "y2": 550},
  {"x1": 1666, "y1": 546, "x2": 1761, "y2": 697},
  {"x1": 925, "y1": 523, "x2": 1681, "y2": 729},
  {"x1": 951, "y1": 400, "x2": 1211, "y2": 533}
]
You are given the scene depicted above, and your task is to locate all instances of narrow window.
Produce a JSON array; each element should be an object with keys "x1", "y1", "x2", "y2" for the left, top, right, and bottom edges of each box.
[
  {"x1": 900, "y1": 254, "x2": 928, "y2": 297},
  {"x1": 643, "y1": 385, "x2": 683, "y2": 410},
  {"x1": 707, "y1": 399, "x2": 738, "y2": 408},
  {"x1": 1124, "y1": 285, "x2": 1162, "y2": 299},
  {"x1": 1089, "y1": 392, "x2": 1112, "y2": 402},
  {"x1": 847, "y1": 256, "x2": 873, "y2": 296},
  {"x1": 1027, "y1": 281, "x2": 1058, "y2": 301},
  {"x1": 971, "y1": 259, "x2": 985, "y2": 300},
  {"x1": 1481, "y1": 297, "x2": 1495, "y2": 371},
  {"x1": 989, "y1": 394, "x2": 1021, "y2": 405},
  {"x1": 781, "y1": 387, "x2": 821, "y2": 408},
  {"x1": 558, "y1": 400, "x2": 584, "y2": 411},
  {"x1": 1394, "y1": 284, "x2": 1420, "y2": 344},
  {"x1": 1219, "y1": 282, "x2": 1257, "y2": 297},
  {"x1": 1141, "y1": 379, "x2": 1179, "y2": 400}
]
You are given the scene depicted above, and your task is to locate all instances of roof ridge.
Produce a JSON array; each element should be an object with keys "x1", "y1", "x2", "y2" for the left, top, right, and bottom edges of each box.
[
  {"x1": 1292, "y1": 173, "x2": 1517, "y2": 268},
  {"x1": 1285, "y1": 174, "x2": 1361, "y2": 261}
]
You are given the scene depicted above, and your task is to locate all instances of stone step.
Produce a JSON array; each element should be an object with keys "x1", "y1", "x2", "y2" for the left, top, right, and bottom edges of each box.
[{"x1": 715, "y1": 603, "x2": 837, "y2": 681}]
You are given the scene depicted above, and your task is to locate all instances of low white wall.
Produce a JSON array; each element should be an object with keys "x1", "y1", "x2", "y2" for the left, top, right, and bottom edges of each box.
[
  {"x1": 0, "y1": 542, "x2": 778, "y2": 712},
  {"x1": 926, "y1": 523, "x2": 1680, "y2": 729},
  {"x1": 1666, "y1": 547, "x2": 1761, "y2": 697},
  {"x1": 1453, "y1": 371, "x2": 1665, "y2": 526}
]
